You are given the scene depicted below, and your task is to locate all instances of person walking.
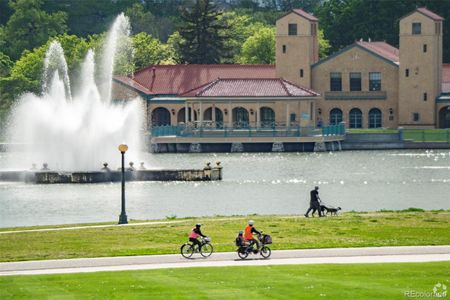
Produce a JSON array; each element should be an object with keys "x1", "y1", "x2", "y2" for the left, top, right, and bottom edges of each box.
[{"x1": 304, "y1": 186, "x2": 322, "y2": 217}]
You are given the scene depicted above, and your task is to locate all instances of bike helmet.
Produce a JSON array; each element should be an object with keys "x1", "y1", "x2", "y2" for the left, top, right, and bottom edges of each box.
[
  {"x1": 238, "y1": 230, "x2": 243, "y2": 235},
  {"x1": 248, "y1": 220, "x2": 254, "y2": 226},
  {"x1": 195, "y1": 223, "x2": 201, "y2": 228},
  {"x1": 315, "y1": 186, "x2": 319, "y2": 190}
]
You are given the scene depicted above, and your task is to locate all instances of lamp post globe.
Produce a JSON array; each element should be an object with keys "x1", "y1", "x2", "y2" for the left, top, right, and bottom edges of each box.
[{"x1": 118, "y1": 144, "x2": 128, "y2": 224}]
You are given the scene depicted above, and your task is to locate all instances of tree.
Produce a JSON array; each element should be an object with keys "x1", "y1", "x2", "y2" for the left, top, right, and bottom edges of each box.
[
  {"x1": 0, "y1": 0, "x2": 13, "y2": 26},
  {"x1": 178, "y1": 0, "x2": 231, "y2": 64},
  {"x1": 238, "y1": 27, "x2": 275, "y2": 64},
  {"x1": 279, "y1": 0, "x2": 321, "y2": 11},
  {"x1": 315, "y1": 0, "x2": 450, "y2": 62},
  {"x1": 0, "y1": 52, "x2": 13, "y2": 77},
  {"x1": 219, "y1": 11, "x2": 266, "y2": 63},
  {"x1": 132, "y1": 32, "x2": 177, "y2": 70},
  {"x1": 125, "y1": 3, "x2": 175, "y2": 42},
  {"x1": 318, "y1": 29, "x2": 330, "y2": 59},
  {"x1": 2, "y1": 0, "x2": 67, "y2": 60},
  {"x1": 41, "y1": 0, "x2": 137, "y2": 37}
]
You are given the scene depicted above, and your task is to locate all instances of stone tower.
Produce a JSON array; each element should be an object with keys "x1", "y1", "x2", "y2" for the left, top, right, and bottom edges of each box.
[
  {"x1": 275, "y1": 9, "x2": 319, "y2": 89},
  {"x1": 398, "y1": 8, "x2": 443, "y2": 128}
]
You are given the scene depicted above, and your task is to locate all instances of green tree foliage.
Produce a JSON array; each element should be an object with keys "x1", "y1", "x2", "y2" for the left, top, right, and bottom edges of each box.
[
  {"x1": 41, "y1": 0, "x2": 137, "y2": 37},
  {"x1": 278, "y1": 0, "x2": 321, "y2": 11},
  {"x1": 318, "y1": 29, "x2": 330, "y2": 59},
  {"x1": 238, "y1": 27, "x2": 275, "y2": 64},
  {"x1": 219, "y1": 11, "x2": 266, "y2": 63},
  {"x1": 132, "y1": 32, "x2": 177, "y2": 70},
  {"x1": 125, "y1": 3, "x2": 174, "y2": 42},
  {"x1": 2, "y1": 0, "x2": 67, "y2": 60},
  {"x1": 0, "y1": 52, "x2": 13, "y2": 77},
  {"x1": 178, "y1": 0, "x2": 231, "y2": 64},
  {"x1": 0, "y1": 0, "x2": 13, "y2": 25},
  {"x1": 315, "y1": 0, "x2": 450, "y2": 62}
]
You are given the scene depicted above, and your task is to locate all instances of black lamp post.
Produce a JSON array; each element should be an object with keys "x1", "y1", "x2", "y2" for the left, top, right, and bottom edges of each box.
[{"x1": 118, "y1": 144, "x2": 128, "y2": 224}]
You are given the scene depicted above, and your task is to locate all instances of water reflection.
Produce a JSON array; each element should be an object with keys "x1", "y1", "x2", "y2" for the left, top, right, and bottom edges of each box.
[{"x1": 0, "y1": 150, "x2": 449, "y2": 227}]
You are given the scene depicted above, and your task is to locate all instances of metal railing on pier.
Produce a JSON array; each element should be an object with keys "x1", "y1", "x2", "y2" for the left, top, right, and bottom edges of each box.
[{"x1": 150, "y1": 122, "x2": 346, "y2": 138}]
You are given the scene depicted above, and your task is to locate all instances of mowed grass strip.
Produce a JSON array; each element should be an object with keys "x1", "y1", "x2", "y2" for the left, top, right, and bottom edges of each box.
[
  {"x1": 0, "y1": 211, "x2": 449, "y2": 262},
  {"x1": 1, "y1": 262, "x2": 449, "y2": 300}
]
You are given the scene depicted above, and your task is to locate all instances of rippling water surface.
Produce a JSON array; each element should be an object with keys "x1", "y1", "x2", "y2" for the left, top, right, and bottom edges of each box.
[{"x1": 0, "y1": 149, "x2": 449, "y2": 227}]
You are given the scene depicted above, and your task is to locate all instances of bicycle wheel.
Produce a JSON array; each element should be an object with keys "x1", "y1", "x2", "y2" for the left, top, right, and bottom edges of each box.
[
  {"x1": 200, "y1": 243, "x2": 213, "y2": 257},
  {"x1": 260, "y1": 246, "x2": 271, "y2": 259},
  {"x1": 181, "y1": 244, "x2": 194, "y2": 258},
  {"x1": 237, "y1": 249, "x2": 248, "y2": 259}
]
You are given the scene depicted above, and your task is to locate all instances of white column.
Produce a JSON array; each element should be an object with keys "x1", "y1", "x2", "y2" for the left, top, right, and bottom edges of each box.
[
  {"x1": 228, "y1": 101, "x2": 232, "y2": 126},
  {"x1": 212, "y1": 104, "x2": 216, "y2": 122},
  {"x1": 286, "y1": 102, "x2": 290, "y2": 127},
  {"x1": 199, "y1": 101, "x2": 203, "y2": 125},
  {"x1": 190, "y1": 103, "x2": 194, "y2": 122},
  {"x1": 256, "y1": 101, "x2": 261, "y2": 128},
  {"x1": 185, "y1": 101, "x2": 188, "y2": 123}
]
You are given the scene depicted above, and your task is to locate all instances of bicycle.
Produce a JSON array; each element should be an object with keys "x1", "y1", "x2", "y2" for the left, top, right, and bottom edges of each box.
[
  {"x1": 180, "y1": 236, "x2": 213, "y2": 258},
  {"x1": 237, "y1": 233, "x2": 272, "y2": 259}
]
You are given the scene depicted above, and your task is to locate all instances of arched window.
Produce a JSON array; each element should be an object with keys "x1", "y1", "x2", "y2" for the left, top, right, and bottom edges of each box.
[
  {"x1": 177, "y1": 107, "x2": 197, "y2": 123},
  {"x1": 232, "y1": 107, "x2": 249, "y2": 128},
  {"x1": 152, "y1": 107, "x2": 171, "y2": 126},
  {"x1": 260, "y1": 107, "x2": 275, "y2": 127},
  {"x1": 203, "y1": 107, "x2": 224, "y2": 127},
  {"x1": 438, "y1": 106, "x2": 450, "y2": 128},
  {"x1": 368, "y1": 108, "x2": 382, "y2": 128},
  {"x1": 329, "y1": 108, "x2": 343, "y2": 125},
  {"x1": 349, "y1": 108, "x2": 362, "y2": 128}
]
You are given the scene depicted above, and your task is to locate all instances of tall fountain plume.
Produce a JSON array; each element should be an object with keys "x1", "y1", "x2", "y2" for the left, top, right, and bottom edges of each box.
[
  {"x1": 100, "y1": 13, "x2": 132, "y2": 103},
  {"x1": 6, "y1": 14, "x2": 143, "y2": 171}
]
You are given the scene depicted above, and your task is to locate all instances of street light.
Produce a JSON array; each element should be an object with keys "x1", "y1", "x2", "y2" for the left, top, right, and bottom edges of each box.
[{"x1": 118, "y1": 144, "x2": 128, "y2": 224}]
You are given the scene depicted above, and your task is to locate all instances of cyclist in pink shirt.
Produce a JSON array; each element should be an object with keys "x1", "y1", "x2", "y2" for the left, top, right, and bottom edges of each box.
[{"x1": 189, "y1": 224, "x2": 206, "y2": 250}]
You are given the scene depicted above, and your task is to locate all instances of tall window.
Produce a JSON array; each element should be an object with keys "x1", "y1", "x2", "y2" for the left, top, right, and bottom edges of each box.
[
  {"x1": 423, "y1": 93, "x2": 428, "y2": 101},
  {"x1": 350, "y1": 72, "x2": 361, "y2": 91},
  {"x1": 300, "y1": 69, "x2": 304, "y2": 77},
  {"x1": 330, "y1": 72, "x2": 342, "y2": 91},
  {"x1": 369, "y1": 72, "x2": 381, "y2": 91},
  {"x1": 405, "y1": 69, "x2": 409, "y2": 77},
  {"x1": 412, "y1": 22, "x2": 421, "y2": 35},
  {"x1": 423, "y1": 44, "x2": 427, "y2": 53},
  {"x1": 349, "y1": 108, "x2": 362, "y2": 128},
  {"x1": 329, "y1": 108, "x2": 343, "y2": 125},
  {"x1": 311, "y1": 23, "x2": 317, "y2": 35},
  {"x1": 413, "y1": 113, "x2": 420, "y2": 122},
  {"x1": 260, "y1": 107, "x2": 275, "y2": 127},
  {"x1": 282, "y1": 45, "x2": 286, "y2": 53},
  {"x1": 288, "y1": 23, "x2": 297, "y2": 36},
  {"x1": 369, "y1": 108, "x2": 382, "y2": 128}
]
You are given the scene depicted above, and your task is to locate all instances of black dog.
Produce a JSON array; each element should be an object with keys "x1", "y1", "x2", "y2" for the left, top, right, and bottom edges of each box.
[
  {"x1": 325, "y1": 206, "x2": 341, "y2": 216},
  {"x1": 313, "y1": 205, "x2": 341, "y2": 216}
]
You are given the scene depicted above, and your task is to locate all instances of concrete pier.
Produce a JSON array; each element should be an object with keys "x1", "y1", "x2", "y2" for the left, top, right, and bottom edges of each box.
[{"x1": 0, "y1": 164, "x2": 223, "y2": 184}]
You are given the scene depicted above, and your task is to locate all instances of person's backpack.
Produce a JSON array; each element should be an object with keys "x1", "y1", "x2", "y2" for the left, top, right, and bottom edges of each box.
[{"x1": 235, "y1": 236, "x2": 243, "y2": 246}]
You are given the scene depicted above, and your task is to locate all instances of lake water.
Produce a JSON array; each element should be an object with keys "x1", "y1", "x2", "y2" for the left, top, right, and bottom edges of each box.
[{"x1": 0, "y1": 149, "x2": 449, "y2": 228}]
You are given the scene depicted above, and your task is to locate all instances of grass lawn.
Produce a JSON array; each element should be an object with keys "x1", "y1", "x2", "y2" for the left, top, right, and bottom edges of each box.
[
  {"x1": 346, "y1": 128, "x2": 450, "y2": 142},
  {"x1": 1, "y1": 262, "x2": 449, "y2": 299},
  {"x1": 0, "y1": 211, "x2": 449, "y2": 262}
]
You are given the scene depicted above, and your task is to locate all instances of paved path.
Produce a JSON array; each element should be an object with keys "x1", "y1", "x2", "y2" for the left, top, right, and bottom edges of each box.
[{"x1": 1, "y1": 246, "x2": 449, "y2": 276}]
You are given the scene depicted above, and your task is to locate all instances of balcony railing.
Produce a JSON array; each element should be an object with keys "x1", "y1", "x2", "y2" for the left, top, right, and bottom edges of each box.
[
  {"x1": 150, "y1": 122, "x2": 346, "y2": 138},
  {"x1": 325, "y1": 90, "x2": 387, "y2": 100}
]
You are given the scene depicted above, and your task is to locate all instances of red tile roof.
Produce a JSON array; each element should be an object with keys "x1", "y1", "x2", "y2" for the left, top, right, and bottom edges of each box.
[
  {"x1": 292, "y1": 9, "x2": 318, "y2": 21},
  {"x1": 115, "y1": 64, "x2": 276, "y2": 95},
  {"x1": 181, "y1": 78, "x2": 319, "y2": 97},
  {"x1": 417, "y1": 7, "x2": 444, "y2": 21},
  {"x1": 356, "y1": 41, "x2": 399, "y2": 64}
]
